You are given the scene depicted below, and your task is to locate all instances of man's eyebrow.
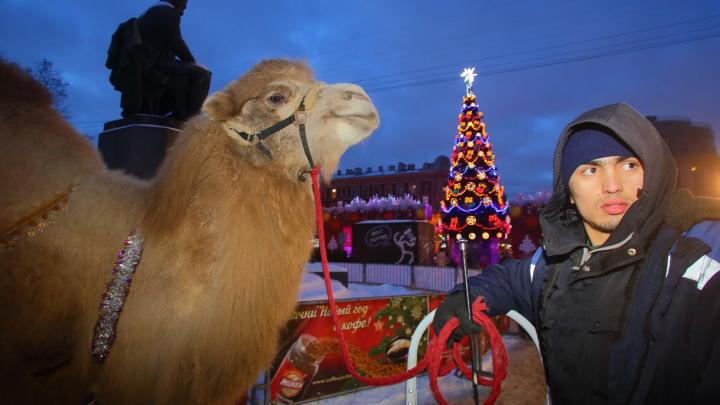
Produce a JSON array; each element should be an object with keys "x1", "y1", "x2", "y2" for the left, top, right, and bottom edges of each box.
[
  {"x1": 583, "y1": 158, "x2": 604, "y2": 166},
  {"x1": 583, "y1": 155, "x2": 637, "y2": 165}
]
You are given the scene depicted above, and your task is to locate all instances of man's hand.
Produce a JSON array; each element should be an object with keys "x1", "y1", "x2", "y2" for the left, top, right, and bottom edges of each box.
[{"x1": 432, "y1": 293, "x2": 483, "y2": 346}]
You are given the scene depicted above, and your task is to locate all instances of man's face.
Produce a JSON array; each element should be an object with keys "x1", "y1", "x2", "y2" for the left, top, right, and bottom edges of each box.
[{"x1": 568, "y1": 155, "x2": 644, "y2": 245}]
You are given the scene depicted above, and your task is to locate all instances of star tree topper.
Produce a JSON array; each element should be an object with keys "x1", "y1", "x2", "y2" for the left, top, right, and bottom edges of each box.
[{"x1": 460, "y1": 67, "x2": 478, "y2": 95}]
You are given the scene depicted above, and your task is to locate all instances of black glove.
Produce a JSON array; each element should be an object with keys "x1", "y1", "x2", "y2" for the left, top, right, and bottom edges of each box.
[{"x1": 432, "y1": 292, "x2": 483, "y2": 346}]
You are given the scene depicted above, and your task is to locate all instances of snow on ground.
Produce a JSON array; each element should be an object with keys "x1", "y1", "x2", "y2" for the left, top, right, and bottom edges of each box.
[{"x1": 298, "y1": 271, "x2": 423, "y2": 301}]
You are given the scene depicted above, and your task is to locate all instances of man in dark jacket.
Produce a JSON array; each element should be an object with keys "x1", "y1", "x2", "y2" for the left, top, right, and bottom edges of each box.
[
  {"x1": 433, "y1": 103, "x2": 720, "y2": 404},
  {"x1": 138, "y1": 0, "x2": 211, "y2": 120}
]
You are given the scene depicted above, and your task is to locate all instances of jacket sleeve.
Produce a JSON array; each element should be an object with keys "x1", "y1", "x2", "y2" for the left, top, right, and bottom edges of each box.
[
  {"x1": 691, "y1": 221, "x2": 720, "y2": 402},
  {"x1": 449, "y1": 255, "x2": 538, "y2": 323},
  {"x1": 694, "y1": 285, "x2": 720, "y2": 402}
]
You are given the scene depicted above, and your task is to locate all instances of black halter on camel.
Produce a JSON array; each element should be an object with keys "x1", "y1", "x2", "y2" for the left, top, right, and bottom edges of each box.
[{"x1": 224, "y1": 86, "x2": 320, "y2": 182}]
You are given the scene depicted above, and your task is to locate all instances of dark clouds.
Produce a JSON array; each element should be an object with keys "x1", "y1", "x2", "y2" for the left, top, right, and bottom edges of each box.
[{"x1": 1, "y1": 0, "x2": 719, "y2": 195}]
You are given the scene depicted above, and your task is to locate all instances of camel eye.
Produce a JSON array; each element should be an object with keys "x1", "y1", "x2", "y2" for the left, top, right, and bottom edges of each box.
[{"x1": 268, "y1": 94, "x2": 286, "y2": 104}]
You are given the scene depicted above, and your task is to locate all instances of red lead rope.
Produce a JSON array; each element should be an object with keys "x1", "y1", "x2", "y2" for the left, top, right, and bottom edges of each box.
[{"x1": 308, "y1": 168, "x2": 508, "y2": 405}]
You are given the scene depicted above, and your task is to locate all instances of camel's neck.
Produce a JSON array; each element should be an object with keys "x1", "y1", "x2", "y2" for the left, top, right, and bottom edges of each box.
[
  {"x1": 138, "y1": 123, "x2": 317, "y2": 346},
  {"x1": 142, "y1": 123, "x2": 315, "y2": 252}
]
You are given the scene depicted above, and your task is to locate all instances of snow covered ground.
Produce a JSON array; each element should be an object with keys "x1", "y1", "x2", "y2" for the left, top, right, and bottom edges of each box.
[{"x1": 298, "y1": 271, "x2": 422, "y2": 301}]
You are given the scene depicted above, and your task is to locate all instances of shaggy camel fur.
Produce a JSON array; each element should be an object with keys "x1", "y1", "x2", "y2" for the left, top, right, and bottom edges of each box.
[{"x1": 0, "y1": 59, "x2": 378, "y2": 404}]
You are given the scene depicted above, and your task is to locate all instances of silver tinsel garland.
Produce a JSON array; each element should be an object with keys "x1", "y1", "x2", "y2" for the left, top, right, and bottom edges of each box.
[{"x1": 91, "y1": 228, "x2": 144, "y2": 362}]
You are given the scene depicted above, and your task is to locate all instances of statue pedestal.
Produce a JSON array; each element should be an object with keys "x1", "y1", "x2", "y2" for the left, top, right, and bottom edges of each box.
[{"x1": 98, "y1": 114, "x2": 182, "y2": 180}]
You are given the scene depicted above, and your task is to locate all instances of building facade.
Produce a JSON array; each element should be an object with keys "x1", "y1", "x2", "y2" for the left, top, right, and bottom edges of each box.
[
  {"x1": 321, "y1": 155, "x2": 451, "y2": 211},
  {"x1": 649, "y1": 116, "x2": 720, "y2": 197}
]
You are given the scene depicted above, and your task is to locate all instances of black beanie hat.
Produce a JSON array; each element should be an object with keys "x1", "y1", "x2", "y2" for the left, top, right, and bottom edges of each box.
[{"x1": 561, "y1": 127, "x2": 636, "y2": 187}]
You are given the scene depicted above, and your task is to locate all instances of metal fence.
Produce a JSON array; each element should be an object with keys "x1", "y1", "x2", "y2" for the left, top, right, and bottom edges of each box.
[{"x1": 327, "y1": 262, "x2": 483, "y2": 292}]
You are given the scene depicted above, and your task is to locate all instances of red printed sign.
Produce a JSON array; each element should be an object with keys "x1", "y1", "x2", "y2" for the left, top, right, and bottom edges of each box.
[
  {"x1": 267, "y1": 294, "x2": 507, "y2": 403},
  {"x1": 269, "y1": 296, "x2": 428, "y2": 403},
  {"x1": 268, "y1": 294, "x2": 508, "y2": 403}
]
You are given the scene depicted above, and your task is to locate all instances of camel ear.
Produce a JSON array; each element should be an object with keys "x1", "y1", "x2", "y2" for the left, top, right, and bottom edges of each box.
[{"x1": 203, "y1": 91, "x2": 236, "y2": 122}]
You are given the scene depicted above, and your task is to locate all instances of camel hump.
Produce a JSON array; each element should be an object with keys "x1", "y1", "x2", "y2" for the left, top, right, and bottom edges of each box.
[
  {"x1": 0, "y1": 59, "x2": 54, "y2": 108},
  {"x1": 0, "y1": 60, "x2": 106, "y2": 232}
]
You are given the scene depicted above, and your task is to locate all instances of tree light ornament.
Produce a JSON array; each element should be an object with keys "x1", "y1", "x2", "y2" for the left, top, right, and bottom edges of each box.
[{"x1": 460, "y1": 67, "x2": 478, "y2": 95}]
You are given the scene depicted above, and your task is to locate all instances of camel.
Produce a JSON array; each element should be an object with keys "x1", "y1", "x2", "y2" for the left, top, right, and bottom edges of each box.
[{"x1": 0, "y1": 59, "x2": 379, "y2": 404}]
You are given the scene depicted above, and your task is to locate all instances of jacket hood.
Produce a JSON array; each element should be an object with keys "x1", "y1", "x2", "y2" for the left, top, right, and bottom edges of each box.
[{"x1": 540, "y1": 103, "x2": 677, "y2": 256}]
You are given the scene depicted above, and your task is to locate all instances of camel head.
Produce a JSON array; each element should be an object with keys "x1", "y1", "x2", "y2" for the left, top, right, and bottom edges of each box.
[{"x1": 202, "y1": 59, "x2": 379, "y2": 180}]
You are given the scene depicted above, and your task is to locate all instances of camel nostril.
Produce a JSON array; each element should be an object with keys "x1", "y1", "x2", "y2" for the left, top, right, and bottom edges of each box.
[{"x1": 343, "y1": 91, "x2": 353, "y2": 101}]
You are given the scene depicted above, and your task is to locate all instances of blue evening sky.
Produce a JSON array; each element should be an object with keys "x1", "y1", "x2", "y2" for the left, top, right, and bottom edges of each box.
[{"x1": 1, "y1": 0, "x2": 719, "y2": 195}]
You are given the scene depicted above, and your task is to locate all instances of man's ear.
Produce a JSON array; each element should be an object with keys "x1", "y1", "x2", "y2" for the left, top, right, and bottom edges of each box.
[{"x1": 569, "y1": 194, "x2": 575, "y2": 205}]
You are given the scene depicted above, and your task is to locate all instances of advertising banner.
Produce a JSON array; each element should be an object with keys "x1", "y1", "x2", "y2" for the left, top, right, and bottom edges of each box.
[
  {"x1": 351, "y1": 220, "x2": 435, "y2": 265},
  {"x1": 269, "y1": 294, "x2": 505, "y2": 403}
]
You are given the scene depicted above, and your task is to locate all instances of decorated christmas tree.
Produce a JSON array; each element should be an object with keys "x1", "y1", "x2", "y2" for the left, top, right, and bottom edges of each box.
[{"x1": 440, "y1": 68, "x2": 511, "y2": 245}]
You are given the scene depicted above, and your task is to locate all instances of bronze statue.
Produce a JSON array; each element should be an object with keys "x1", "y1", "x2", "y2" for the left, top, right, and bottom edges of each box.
[{"x1": 106, "y1": 0, "x2": 211, "y2": 120}]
